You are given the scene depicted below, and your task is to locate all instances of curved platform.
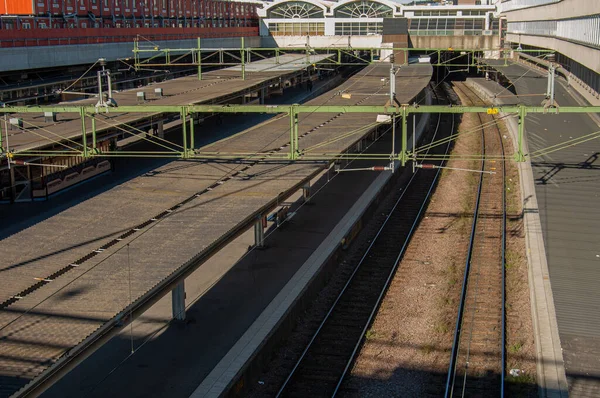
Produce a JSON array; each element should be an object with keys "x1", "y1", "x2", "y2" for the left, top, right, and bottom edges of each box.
[{"x1": 485, "y1": 60, "x2": 600, "y2": 397}]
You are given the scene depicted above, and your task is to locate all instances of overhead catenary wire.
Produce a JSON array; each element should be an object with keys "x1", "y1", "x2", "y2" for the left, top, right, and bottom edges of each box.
[
  {"x1": 59, "y1": 59, "x2": 101, "y2": 95},
  {"x1": 94, "y1": 114, "x2": 185, "y2": 152}
]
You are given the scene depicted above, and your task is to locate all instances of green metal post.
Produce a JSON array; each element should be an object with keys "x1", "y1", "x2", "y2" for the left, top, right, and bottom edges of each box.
[
  {"x1": 197, "y1": 37, "x2": 202, "y2": 81},
  {"x1": 276, "y1": 49, "x2": 280, "y2": 64},
  {"x1": 401, "y1": 106, "x2": 408, "y2": 166},
  {"x1": 370, "y1": 50, "x2": 374, "y2": 63},
  {"x1": 166, "y1": 49, "x2": 171, "y2": 65},
  {"x1": 516, "y1": 105, "x2": 527, "y2": 162},
  {"x1": 80, "y1": 107, "x2": 88, "y2": 157},
  {"x1": 337, "y1": 49, "x2": 341, "y2": 65},
  {"x1": 241, "y1": 37, "x2": 246, "y2": 80},
  {"x1": 189, "y1": 112, "x2": 195, "y2": 151},
  {"x1": 181, "y1": 109, "x2": 188, "y2": 158},
  {"x1": 91, "y1": 115, "x2": 97, "y2": 151}
]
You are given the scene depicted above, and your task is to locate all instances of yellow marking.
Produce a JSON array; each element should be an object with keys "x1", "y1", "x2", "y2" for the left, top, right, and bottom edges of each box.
[
  {"x1": 487, "y1": 108, "x2": 499, "y2": 115},
  {"x1": 341, "y1": 93, "x2": 352, "y2": 99}
]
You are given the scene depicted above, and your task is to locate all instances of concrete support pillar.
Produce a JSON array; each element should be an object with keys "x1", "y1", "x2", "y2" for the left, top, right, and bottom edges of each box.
[
  {"x1": 172, "y1": 280, "x2": 186, "y2": 321},
  {"x1": 302, "y1": 182, "x2": 311, "y2": 203},
  {"x1": 355, "y1": 139, "x2": 363, "y2": 153},
  {"x1": 259, "y1": 87, "x2": 267, "y2": 105},
  {"x1": 9, "y1": 166, "x2": 16, "y2": 203},
  {"x1": 254, "y1": 216, "x2": 265, "y2": 248},
  {"x1": 156, "y1": 120, "x2": 164, "y2": 139}
]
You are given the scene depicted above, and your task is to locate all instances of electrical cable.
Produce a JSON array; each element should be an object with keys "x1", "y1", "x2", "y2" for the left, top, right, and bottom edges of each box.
[{"x1": 60, "y1": 59, "x2": 100, "y2": 95}]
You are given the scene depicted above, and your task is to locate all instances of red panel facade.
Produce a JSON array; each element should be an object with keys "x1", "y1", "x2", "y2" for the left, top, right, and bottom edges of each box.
[
  {"x1": 0, "y1": 0, "x2": 34, "y2": 15},
  {"x1": 0, "y1": 0, "x2": 259, "y2": 44}
]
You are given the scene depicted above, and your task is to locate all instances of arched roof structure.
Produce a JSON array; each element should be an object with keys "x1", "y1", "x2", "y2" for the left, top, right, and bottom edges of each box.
[
  {"x1": 332, "y1": 0, "x2": 400, "y2": 18},
  {"x1": 266, "y1": 1, "x2": 326, "y2": 19},
  {"x1": 259, "y1": 0, "x2": 402, "y2": 18}
]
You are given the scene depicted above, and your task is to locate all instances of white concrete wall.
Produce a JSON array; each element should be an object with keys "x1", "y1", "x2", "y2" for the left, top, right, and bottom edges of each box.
[
  {"x1": 266, "y1": 35, "x2": 383, "y2": 48},
  {"x1": 0, "y1": 36, "x2": 263, "y2": 72},
  {"x1": 506, "y1": 33, "x2": 600, "y2": 73},
  {"x1": 502, "y1": 0, "x2": 600, "y2": 75},
  {"x1": 502, "y1": 0, "x2": 600, "y2": 21}
]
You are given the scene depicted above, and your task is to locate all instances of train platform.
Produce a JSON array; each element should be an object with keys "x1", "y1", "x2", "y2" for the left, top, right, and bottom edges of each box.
[
  {"x1": 0, "y1": 63, "x2": 432, "y2": 397},
  {"x1": 484, "y1": 60, "x2": 600, "y2": 397},
  {"x1": 4, "y1": 54, "x2": 331, "y2": 154}
]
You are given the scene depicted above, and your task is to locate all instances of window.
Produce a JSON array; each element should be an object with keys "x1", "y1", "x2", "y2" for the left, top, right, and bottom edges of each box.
[
  {"x1": 268, "y1": 22, "x2": 325, "y2": 36},
  {"x1": 334, "y1": 22, "x2": 383, "y2": 35}
]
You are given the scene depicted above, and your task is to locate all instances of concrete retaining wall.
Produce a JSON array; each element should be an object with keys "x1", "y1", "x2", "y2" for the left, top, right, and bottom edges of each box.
[{"x1": 0, "y1": 36, "x2": 263, "y2": 72}]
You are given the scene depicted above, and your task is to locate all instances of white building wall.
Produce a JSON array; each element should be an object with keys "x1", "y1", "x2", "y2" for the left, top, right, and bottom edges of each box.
[{"x1": 502, "y1": 0, "x2": 600, "y2": 21}]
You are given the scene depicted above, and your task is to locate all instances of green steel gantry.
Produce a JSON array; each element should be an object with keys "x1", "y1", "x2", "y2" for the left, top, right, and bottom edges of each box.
[
  {"x1": 132, "y1": 40, "x2": 553, "y2": 80},
  {"x1": 2, "y1": 104, "x2": 599, "y2": 166}
]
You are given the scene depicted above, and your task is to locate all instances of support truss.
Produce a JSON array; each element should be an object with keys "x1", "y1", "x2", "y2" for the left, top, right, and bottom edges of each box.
[
  {"x1": 132, "y1": 39, "x2": 554, "y2": 80},
  {"x1": 2, "y1": 104, "x2": 599, "y2": 166}
]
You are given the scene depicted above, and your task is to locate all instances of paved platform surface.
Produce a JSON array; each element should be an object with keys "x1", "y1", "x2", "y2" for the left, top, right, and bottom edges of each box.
[
  {"x1": 5, "y1": 54, "x2": 331, "y2": 154},
  {"x1": 486, "y1": 61, "x2": 600, "y2": 398},
  {"x1": 0, "y1": 63, "x2": 431, "y2": 397}
]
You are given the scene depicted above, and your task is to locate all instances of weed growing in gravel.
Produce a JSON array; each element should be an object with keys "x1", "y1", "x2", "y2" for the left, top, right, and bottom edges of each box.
[
  {"x1": 507, "y1": 371, "x2": 535, "y2": 385},
  {"x1": 505, "y1": 249, "x2": 520, "y2": 271},
  {"x1": 509, "y1": 341, "x2": 524, "y2": 353},
  {"x1": 434, "y1": 321, "x2": 449, "y2": 334},
  {"x1": 365, "y1": 329, "x2": 377, "y2": 340},
  {"x1": 421, "y1": 344, "x2": 434, "y2": 354}
]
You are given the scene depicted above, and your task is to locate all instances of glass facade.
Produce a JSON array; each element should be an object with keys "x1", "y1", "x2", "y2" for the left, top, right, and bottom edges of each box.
[
  {"x1": 409, "y1": 18, "x2": 486, "y2": 36},
  {"x1": 268, "y1": 22, "x2": 325, "y2": 35},
  {"x1": 334, "y1": 21, "x2": 383, "y2": 35}
]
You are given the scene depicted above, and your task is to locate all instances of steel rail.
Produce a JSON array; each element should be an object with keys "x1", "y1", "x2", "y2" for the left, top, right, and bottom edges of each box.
[
  {"x1": 444, "y1": 83, "x2": 507, "y2": 398},
  {"x1": 445, "y1": 92, "x2": 487, "y2": 398},
  {"x1": 277, "y1": 84, "x2": 454, "y2": 398},
  {"x1": 332, "y1": 112, "x2": 453, "y2": 397}
]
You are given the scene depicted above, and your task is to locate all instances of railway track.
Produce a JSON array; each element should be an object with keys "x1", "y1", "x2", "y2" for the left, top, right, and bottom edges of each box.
[
  {"x1": 275, "y1": 84, "x2": 456, "y2": 398},
  {"x1": 444, "y1": 82, "x2": 507, "y2": 398}
]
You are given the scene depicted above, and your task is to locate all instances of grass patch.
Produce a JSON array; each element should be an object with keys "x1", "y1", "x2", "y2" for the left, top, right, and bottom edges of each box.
[
  {"x1": 507, "y1": 371, "x2": 535, "y2": 385},
  {"x1": 434, "y1": 321, "x2": 449, "y2": 334},
  {"x1": 365, "y1": 329, "x2": 377, "y2": 340},
  {"x1": 505, "y1": 249, "x2": 524, "y2": 272},
  {"x1": 509, "y1": 341, "x2": 524, "y2": 353}
]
